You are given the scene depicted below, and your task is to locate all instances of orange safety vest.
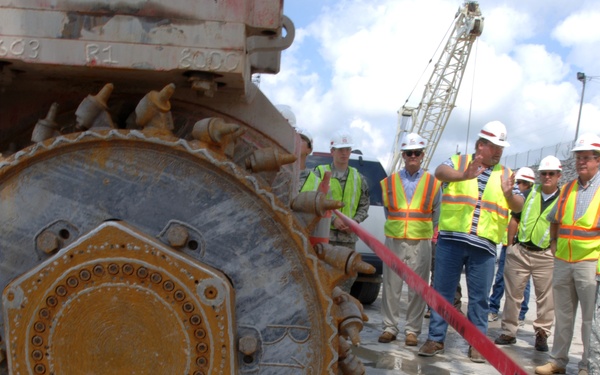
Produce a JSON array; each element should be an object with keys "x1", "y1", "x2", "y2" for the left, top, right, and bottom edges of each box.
[
  {"x1": 381, "y1": 171, "x2": 440, "y2": 239},
  {"x1": 554, "y1": 179, "x2": 600, "y2": 266}
]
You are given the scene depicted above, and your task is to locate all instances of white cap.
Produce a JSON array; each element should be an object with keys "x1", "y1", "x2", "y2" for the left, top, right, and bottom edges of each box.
[
  {"x1": 296, "y1": 128, "x2": 313, "y2": 147},
  {"x1": 537, "y1": 155, "x2": 562, "y2": 171},
  {"x1": 571, "y1": 133, "x2": 600, "y2": 152},
  {"x1": 400, "y1": 132, "x2": 427, "y2": 151},
  {"x1": 275, "y1": 104, "x2": 296, "y2": 127},
  {"x1": 330, "y1": 131, "x2": 354, "y2": 149},
  {"x1": 515, "y1": 167, "x2": 536, "y2": 183},
  {"x1": 478, "y1": 121, "x2": 509, "y2": 147}
]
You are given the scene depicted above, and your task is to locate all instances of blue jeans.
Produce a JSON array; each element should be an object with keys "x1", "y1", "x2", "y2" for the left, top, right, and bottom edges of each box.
[
  {"x1": 489, "y1": 245, "x2": 531, "y2": 320},
  {"x1": 427, "y1": 237, "x2": 495, "y2": 342}
]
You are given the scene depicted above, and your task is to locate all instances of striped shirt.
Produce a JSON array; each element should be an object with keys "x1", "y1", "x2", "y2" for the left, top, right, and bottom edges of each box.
[{"x1": 439, "y1": 156, "x2": 521, "y2": 255}]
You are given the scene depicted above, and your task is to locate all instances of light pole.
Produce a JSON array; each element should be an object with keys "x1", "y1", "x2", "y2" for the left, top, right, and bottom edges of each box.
[{"x1": 575, "y1": 72, "x2": 587, "y2": 142}]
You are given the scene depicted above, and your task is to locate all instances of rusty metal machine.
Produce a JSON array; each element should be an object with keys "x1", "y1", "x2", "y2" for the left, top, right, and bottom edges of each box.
[{"x1": 0, "y1": 1, "x2": 372, "y2": 374}]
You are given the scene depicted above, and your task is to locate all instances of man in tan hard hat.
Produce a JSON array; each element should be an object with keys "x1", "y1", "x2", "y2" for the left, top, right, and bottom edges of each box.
[
  {"x1": 378, "y1": 133, "x2": 441, "y2": 347},
  {"x1": 314, "y1": 131, "x2": 370, "y2": 291},
  {"x1": 536, "y1": 133, "x2": 600, "y2": 375},
  {"x1": 495, "y1": 155, "x2": 562, "y2": 353},
  {"x1": 418, "y1": 120, "x2": 524, "y2": 363},
  {"x1": 488, "y1": 167, "x2": 535, "y2": 324}
]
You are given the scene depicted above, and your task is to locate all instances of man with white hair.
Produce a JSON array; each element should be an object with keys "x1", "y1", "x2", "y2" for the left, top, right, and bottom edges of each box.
[
  {"x1": 536, "y1": 133, "x2": 600, "y2": 375},
  {"x1": 495, "y1": 155, "x2": 562, "y2": 353}
]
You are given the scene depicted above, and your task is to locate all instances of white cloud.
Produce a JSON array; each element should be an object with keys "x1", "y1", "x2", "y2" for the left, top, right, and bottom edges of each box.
[{"x1": 261, "y1": 0, "x2": 600, "y2": 173}]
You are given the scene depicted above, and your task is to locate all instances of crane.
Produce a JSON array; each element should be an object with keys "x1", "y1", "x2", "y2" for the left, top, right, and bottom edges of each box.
[{"x1": 388, "y1": 1, "x2": 484, "y2": 173}]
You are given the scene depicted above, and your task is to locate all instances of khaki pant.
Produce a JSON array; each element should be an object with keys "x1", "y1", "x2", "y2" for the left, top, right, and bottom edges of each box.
[
  {"x1": 501, "y1": 244, "x2": 554, "y2": 336},
  {"x1": 381, "y1": 238, "x2": 431, "y2": 337},
  {"x1": 550, "y1": 259, "x2": 596, "y2": 370},
  {"x1": 589, "y1": 277, "x2": 600, "y2": 374}
]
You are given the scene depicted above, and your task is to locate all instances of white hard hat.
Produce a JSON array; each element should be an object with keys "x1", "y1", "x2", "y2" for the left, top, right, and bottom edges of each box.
[
  {"x1": 400, "y1": 132, "x2": 427, "y2": 151},
  {"x1": 538, "y1": 155, "x2": 562, "y2": 171},
  {"x1": 296, "y1": 128, "x2": 313, "y2": 147},
  {"x1": 571, "y1": 133, "x2": 600, "y2": 152},
  {"x1": 330, "y1": 131, "x2": 354, "y2": 149},
  {"x1": 515, "y1": 167, "x2": 536, "y2": 183},
  {"x1": 275, "y1": 104, "x2": 296, "y2": 127},
  {"x1": 478, "y1": 121, "x2": 510, "y2": 147}
]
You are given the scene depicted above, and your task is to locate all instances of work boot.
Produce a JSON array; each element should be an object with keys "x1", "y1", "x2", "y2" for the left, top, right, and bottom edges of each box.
[
  {"x1": 405, "y1": 332, "x2": 418, "y2": 346},
  {"x1": 535, "y1": 330, "x2": 549, "y2": 352},
  {"x1": 535, "y1": 362, "x2": 566, "y2": 374},
  {"x1": 424, "y1": 309, "x2": 431, "y2": 319},
  {"x1": 378, "y1": 331, "x2": 396, "y2": 343},
  {"x1": 488, "y1": 312, "x2": 499, "y2": 322},
  {"x1": 468, "y1": 346, "x2": 485, "y2": 363},
  {"x1": 578, "y1": 369, "x2": 589, "y2": 375},
  {"x1": 494, "y1": 334, "x2": 516, "y2": 345},
  {"x1": 418, "y1": 340, "x2": 444, "y2": 357}
]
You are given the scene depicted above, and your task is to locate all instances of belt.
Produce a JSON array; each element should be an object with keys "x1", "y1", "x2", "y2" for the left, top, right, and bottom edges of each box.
[{"x1": 518, "y1": 242, "x2": 546, "y2": 251}]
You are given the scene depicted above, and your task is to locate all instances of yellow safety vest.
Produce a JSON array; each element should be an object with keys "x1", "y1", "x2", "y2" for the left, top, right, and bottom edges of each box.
[
  {"x1": 316, "y1": 165, "x2": 362, "y2": 224},
  {"x1": 438, "y1": 154, "x2": 510, "y2": 244},
  {"x1": 300, "y1": 171, "x2": 321, "y2": 192},
  {"x1": 517, "y1": 185, "x2": 557, "y2": 249},
  {"x1": 381, "y1": 171, "x2": 440, "y2": 239},
  {"x1": 554, "y1": 179, "x2": 600, "y2": 266}
]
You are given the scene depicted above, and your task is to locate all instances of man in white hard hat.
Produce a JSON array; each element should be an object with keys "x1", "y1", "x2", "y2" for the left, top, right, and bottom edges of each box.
[
  {"x1": 537, "y1": 133, "x2": 600, "y2": 375},
  {"x1": 378, "y1": 133, "x2": 442, "y2": 347},
  {"x1": 419, "y1": 120, "x2": 524, "y2": 363},
  {"x1": 488, "y1": 167, "x2": 535, "y2": 324},
  {"x1": 495, "y1": 155, "x2": 562, "y2": 354},
  {"x1": 314, "y1": 131, "x2": 370, "y2": 291}
]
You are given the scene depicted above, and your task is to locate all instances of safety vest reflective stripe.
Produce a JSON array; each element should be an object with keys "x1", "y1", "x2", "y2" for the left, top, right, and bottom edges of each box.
[
  {"x1": 438, "y1": 154, "x2": 510, "y2": 244},
  {"x1": 443, "y1": 196, "x2": 479, "y2": 205},
  {"x1": 481, "y1": 201, "x2": 509, "y2": 218},
  {"x1": 382, "y1": 171, "x2": 439, "y2": 239},
  {"x1": 439, "y1": 196, "x2": 508, "y2": 217},
  {"x1": 558, "y1": 227, "x2": 600, "y2": 238},
  {"x1": 554, "y1": 178, "x2": 600, "y2": 263},
  {"x1": 387, "y1": 211, "x2": 432, "y2": 219},
  {"x1": 518, "y1": 186, "x2": 557, "y2": 248},
  {"x1": 316, "y1": 164, "x2": 362, "y2": 223}
]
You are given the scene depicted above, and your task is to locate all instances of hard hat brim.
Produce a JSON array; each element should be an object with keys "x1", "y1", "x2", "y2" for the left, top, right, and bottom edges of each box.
[
  {"x1": 479, "y1": 135, "x2": 509, "y2": 148},
  {"x1": 401, "y1": 145, "x2": 426, "y2": 151},
  {"x1": 331, "y1": 143, "x2": 354, "y2": 149}
]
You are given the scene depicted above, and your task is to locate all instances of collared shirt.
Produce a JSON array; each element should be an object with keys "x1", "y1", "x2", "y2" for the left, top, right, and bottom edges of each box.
[
  {"x1": 439, "y1": 155, "x2": 522, "y2": 255},
  {"x1": 390, "y1": 168, "x2": 441, "y2": 227},
  {"x1": 547, "y1": 170, "x2": 600, "y2": 224}
]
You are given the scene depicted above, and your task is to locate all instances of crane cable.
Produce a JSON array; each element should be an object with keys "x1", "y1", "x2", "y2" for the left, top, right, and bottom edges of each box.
[{"x1": 402, "y1": 17, "x2": 457, "y2": 107}]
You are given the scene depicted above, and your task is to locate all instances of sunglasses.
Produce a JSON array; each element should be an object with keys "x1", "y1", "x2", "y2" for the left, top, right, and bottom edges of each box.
[
  {"x1": 516, "y1": 181, "x2": 530, "y2": 185},
  {"x1": 540, "y1": 172, "x2": 556, "y2": 176},
  {"x1": 404, "y1": 150, "x2": 423, "y2": 157}
]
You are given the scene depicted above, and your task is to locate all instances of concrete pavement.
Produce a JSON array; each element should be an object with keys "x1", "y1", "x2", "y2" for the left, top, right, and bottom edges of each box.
[{"x1": 352, "y1": 274, "x2": 585, "y2": 374}]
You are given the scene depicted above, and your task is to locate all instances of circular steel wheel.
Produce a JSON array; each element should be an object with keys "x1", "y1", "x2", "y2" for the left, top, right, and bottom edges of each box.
[{"x1": 0, "y1": 130, "x2": 336, "y2": 374}]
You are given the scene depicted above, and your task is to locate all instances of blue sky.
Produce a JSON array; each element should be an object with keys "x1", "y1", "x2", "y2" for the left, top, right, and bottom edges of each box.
[{"x1": 260, "y1": 0, "x2": 600, "y2": 171}]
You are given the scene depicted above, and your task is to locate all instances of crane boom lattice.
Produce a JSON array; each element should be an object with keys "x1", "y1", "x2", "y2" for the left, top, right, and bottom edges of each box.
[{"x1": 388, "y1": 1, "x2": 484, "y2": 173}]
